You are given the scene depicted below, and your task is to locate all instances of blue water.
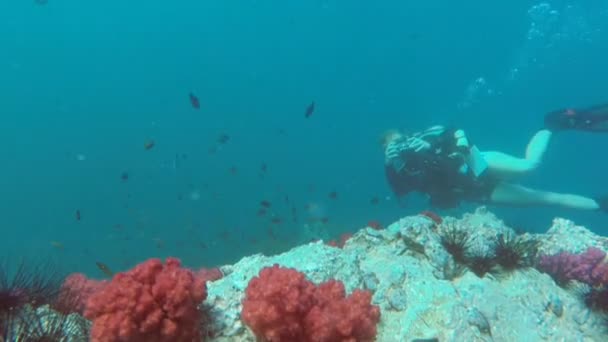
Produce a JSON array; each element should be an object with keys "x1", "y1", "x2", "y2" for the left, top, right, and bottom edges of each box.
[{"x1": 1, "y1": 0, "x2": 607, "y2": 278}]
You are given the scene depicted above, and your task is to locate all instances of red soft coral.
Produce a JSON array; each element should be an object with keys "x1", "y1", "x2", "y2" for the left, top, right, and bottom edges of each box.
[
  {"x1": 304, "y1": 281, "x2": 380, "y2": 342},
  {"x1": 55, "y1": 273, "x2": 108, "y2": 315},
  {"x1": 241, "y1": 265, "x2": 381, "y2": 342},
  {"x1": 84, "y1": 257, "x2": 206, "y2": 342},
  {"x1": 241, "y1": 264, "x2": 317, "y2": 341}
]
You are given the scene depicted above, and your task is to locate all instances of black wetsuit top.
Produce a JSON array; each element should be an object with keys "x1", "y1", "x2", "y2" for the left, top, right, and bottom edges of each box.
[{"x1": 385, "y1": 128, "x2": 497, "y2": 209}]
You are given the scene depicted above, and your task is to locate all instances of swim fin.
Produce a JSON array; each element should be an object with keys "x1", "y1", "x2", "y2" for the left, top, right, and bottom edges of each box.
[
  {"x1": 596, "y1": 196, "x2": 608, "y2": 213},
  {"x1": 544, "y1": 103, "x2": 608, "y2": 132}
]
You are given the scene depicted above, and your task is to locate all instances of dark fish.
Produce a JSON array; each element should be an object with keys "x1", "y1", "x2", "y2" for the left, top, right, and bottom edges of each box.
[
  {"x1": 257, "y1": 208, "x2": 267, "y2": 216},
  {"x1": 260, "y1": 200, "x2": 271, "y2": 208},
  {"x1": 229, "y1": 166, "x2": 238, "y2": 175},
  {"x1": 305, "y1": 101, "x2": 315, "y2": 118},
  {"x1": 75, "y1": 209, "x2": 81, "y2": 221},
  {"x1": 271, "y1": 217, "x2": 282, "y2": 224},
  {"x1": 189, "y1": 92, "x2": 200, "y2": 109},
  {"x1": 95, "y1": 261, "x2": 114, "y2": 278},
  {"x1": 321, "y1": 217, "x2": 329, "y2": 224},
  {"x1": 328, "y1": 191, "x2": 338, "y2": 199},
  {"x1": 120, "y1": 172, "x2": 129, "y2": 182},
  {"x1": 370, "y1": 196, "x2": 380, "y2": 205},
  {"x1": 217, "y1": 133, "x2": 230, "y2": 144},
  {"x1": 260, "y1": 163, "x2": 267, "y2": 173},
  {"x1": 291, "y1": 206, "x2": 298, "y2": 223},
  {"x1": 144, "y1": 139, "x2": 155, "y2": 150}
]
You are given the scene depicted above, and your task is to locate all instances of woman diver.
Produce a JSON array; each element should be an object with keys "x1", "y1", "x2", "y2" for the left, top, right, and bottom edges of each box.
[{"x1": 383, "y1": 103, "x2": 608, "y2": 211}]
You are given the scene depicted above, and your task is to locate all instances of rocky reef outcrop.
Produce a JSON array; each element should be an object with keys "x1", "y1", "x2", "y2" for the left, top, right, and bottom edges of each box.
[{"x1": 205, "y1": 207, "x2": 608, "y2": 341}]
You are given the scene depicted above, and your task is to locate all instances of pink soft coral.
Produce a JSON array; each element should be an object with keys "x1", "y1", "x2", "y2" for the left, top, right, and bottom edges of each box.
[
  {"x1": 538, "y1": 247, "x2": 608, "y2": 286},
  {"x1": 55, "y1": 273, "x2": 108, "y2": 315},
  {"x1": 84, "y1": 257, "x2": 207, "y2": 342},
  {"x1": 241, "y1": 265, "x2": 381, "y2": 342}
]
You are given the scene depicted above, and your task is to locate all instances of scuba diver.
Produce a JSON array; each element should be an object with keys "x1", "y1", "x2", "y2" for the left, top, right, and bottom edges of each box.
[{"x1": 383, "y1": 103, "x2": 608, "y2": 211}]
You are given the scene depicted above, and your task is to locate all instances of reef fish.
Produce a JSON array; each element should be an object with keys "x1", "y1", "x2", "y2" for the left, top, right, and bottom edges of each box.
[
  {"x1": 189, "y1": 92, "x2": 200, "y2": 109},
  {"x1": 95, "y1": 261, "x2": 114, "y2": 278},
  {"x1": 305, "y1": 101, "x2": 315, "y2": 118}
]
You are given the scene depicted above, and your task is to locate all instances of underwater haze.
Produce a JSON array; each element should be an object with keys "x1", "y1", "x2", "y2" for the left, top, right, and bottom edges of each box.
[{"x1": 1, "y1": 0, "x2": 607, "y2": 277}]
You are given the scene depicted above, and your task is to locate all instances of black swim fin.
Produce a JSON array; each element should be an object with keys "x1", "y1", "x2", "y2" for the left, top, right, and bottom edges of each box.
[
  {"x1": 596, "y1": 196, "x2": 608, "y2": 213},
  {"x1": 544, "y1": 103, "x2": 608, "y2": 132}
]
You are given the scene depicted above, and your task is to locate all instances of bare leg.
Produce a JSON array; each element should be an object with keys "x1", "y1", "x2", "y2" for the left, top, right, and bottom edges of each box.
[
  {"x1": 490, "y1": 182, "x2": 600, "y2": 210},
  {"x1": 481, "y1": 129, "x2": 552, "y2": 179}
]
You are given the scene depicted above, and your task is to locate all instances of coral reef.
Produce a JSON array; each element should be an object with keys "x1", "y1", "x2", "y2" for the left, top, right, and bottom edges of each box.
[
  {"x1": 7, "y1": 207, "x2": 608, "y2": 341},
  {"x1": 84, "y1": 257, "x2": 206, "y2": 342},
  {"x1": 202, "y1": 208, "x2": 608, "y2": 341}
]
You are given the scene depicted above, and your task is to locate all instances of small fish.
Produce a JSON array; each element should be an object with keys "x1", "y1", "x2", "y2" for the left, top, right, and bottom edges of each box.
[
  {"x1": 75, "y1": 209, "x2": 81, "y2": 221},
  {"x1": 260, "y1": 163, "x2": 267, "y2": 173},
  {"x1": 271, "y1": 217, "x2": 282, "y2": 224},
  {"x1": 257, "y1": 208, "x2": 267, "y2": 216},
  {"x1": 291, "y1": 206, "x2": 298, "y2": 223},
  {"x1": 321, "y1": 217, "x2": 329, "y2": 224},
  {"x1": 260, "y1": 200, "x2": 271, "y2": 208},
  {"x1": 95, "y1": 261, "x2": 114, "y2": 278},
  {"x1": 189, "y1": 92, "x2": 200, "y2": 109},
  {"x1": 229, "y1": 166, "x2": 238, "y2": 175},
  {"x1": 144, "y1": 139, "x2": 155, "y2": 150},
  {"x1": 370, "y1": 196, "x2": 380, "y2": 205},
  {"x1": 305, "y1": 101, "x2": 315, "y2": 118},
  {"x1": 217, "y1": 133, "x2": 230, "y2": 144},
  {"x1": 328, "y1": 191, "x2": 338, "y2": 199},
  {"x1": 120, "y1": 172, "x2": 129, "y2": 182},
  {"x1": 50, "y1": 241, "x2": 64, "y2": 250}
]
